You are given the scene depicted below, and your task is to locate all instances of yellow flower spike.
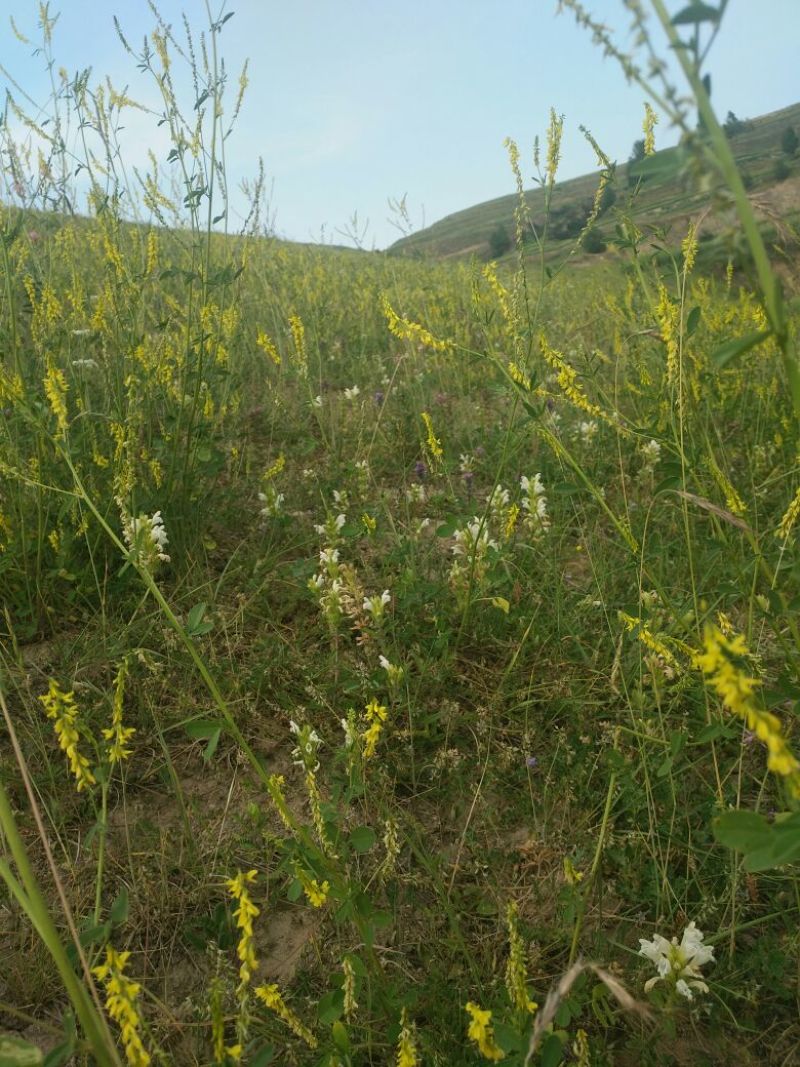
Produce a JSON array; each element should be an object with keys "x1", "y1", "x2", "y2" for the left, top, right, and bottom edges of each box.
[
  {"x1": 619, "y1": 612, "x2": 680, "y2": 671},
  {"x1": 505, "y1": 902, "x2": 538, "y2": 1016},
  {"x1": 255, "y1": 983, "x2": 317, "y2": 1048},
  {"x1": 507, "y1": 361, "x2": 531, "y2": 390},
  {"x1": 381, "y1": 295, "x2": 453, "y2": 352},
  {"x1": 263, "y1": 454, "x2": 286, "y2": 481},
  {"x1": 563, "y1": 857, "x2": 584, "y2": 886},
  {"x1": 92, "y1": 946, "x2": 151, "y2": 1067},
  {"x1": 288, "y1": 314, "x2": 308, "y2": 378},
  {"x1": 39, "y1": 680, "x2": 96, "y2": 793},
  {"x1": 226, "y1": 870, "x2": 260, "y2": 993},
  {"x1": 682, "y1": 220, "x2": 698, "y2": 275},
  {"x1": 643, "y1": 102, "x2": 659, "y2": 156},
  {"x1": 102, "y1": 657, "x2": 136, "y2": 765},
  {"x1": 256, "y1": 329, "x2": 282, "y2": 365},
  {"x1": 465, "y1": 1002, "x2": 504, "y2": 1062},
  {"x1": 421, "y1": 411, "x2": 443, "y2": 464},
  {"x1": 695, "y1": 626, "x2": 800, "y2": 796},
  {"x1": 504, "y1": 503, "x2": 520, "y2": 541},
  {"x1": 362, "y1": 698, "x2": 388, "y2": 760},
  {"x1": 395, "y1": 1008, "x2": 419, "y2": 1066},
  {"x1": 293, "y1": 864, "x2": 331, "y2": 908},
  {"x1": 545, "y1": 108, "x2": 564, "y2": 187},
  {"x1": 267, "y1": 774, "x2": 297, "y2": 835},
  {"x1": 43, "y1": 361, "x2": 69, "y2": 436},
  {"x1": 776, "y1": 485, "x2": 800, "y2": 541},
  {"x1": 539, "y1": 334, "x2": 604, "y2": 422},
  {"x1": 304, "y1": 769, "x2": 338, "y2": 858}
]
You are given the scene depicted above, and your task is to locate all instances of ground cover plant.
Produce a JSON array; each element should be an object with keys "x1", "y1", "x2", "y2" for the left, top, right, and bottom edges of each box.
[{"x1": 1, "y1": 2, "x2": 799, "y2": 1065}]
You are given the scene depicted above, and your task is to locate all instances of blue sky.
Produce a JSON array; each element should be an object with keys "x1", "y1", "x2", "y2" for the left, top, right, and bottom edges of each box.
[{"x1": 2, "y1": 1, "x2": 798, "y2": 247}]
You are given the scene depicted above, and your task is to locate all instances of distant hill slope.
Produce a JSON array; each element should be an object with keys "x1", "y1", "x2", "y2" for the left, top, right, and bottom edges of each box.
[{"x1": 389, "y1": 102, "x2": 800, "y2": 262}]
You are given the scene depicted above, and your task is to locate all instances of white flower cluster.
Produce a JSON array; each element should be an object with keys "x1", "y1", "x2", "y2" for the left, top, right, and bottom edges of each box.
[
  {"x1": 258, "y1": 485, "x2": 284, "y2": 518},
  {"x1": 309, "y1": 546, "x2": 345, "y2": 628},
  {"x1": 578, "y1": 419, "x2": 598, "y2": 444},
  {"x1": 451, "y1": 518, "x2": 499, "y2": 559},
  {"x1": 640, "y1": 438, "x2": 661, "y2": 477},
  {"x1": 363, "y1": 589, "x2": 391, "y2": 620},
  {"x1": 379, "y1": 654, "x2": 404, "y2": 688},
  {"x1": 520, "y1": 474, "x2": 550, "y2": 538},
  {"x1": 344, "y1": 385, "x2": 361, "y2": 400},
  {"x1": 121, "y1": 507, "x2": 170, "y2": 567},
  {"x1": 314, "y1": 513, "x2": 346, "y2": 539},
  {"x1": 290, "y1": 719, "x2": 322, "y2": 771},
  {"x1": 638, "y1": 921, "x2": 714, "y2": 1000},
  {"x1": 449, "y1": 517, "x2": 498, "y2": 602},
  {"x1": 485, "y1": 485, "x2": 510, "y2": 526}
]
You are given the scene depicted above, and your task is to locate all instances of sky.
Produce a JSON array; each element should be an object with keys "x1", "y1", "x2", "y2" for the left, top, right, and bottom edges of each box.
[{"x1": 2, "y1": 1, "x2": 798, "y2": 248}]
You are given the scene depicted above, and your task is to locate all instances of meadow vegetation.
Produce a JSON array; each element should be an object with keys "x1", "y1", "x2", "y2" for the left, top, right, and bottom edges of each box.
[{"x1": 1, "y1": 2, "x2": 799, "y2": 1065}]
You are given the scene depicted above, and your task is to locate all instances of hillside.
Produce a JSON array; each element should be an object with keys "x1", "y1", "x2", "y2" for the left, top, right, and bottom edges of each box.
[{"x1": 389, "y1": 102, "x2": 800, "y2": 262}]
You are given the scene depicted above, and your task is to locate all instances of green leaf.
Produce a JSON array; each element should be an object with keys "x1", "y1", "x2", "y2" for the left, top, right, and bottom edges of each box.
[
  {"x1": 769, "y1": 813, "x2": 800, "y2": 866},
  {"x1": 0, "y1": 1035, "x2": 44, "y2": 1066},
  {"x1": 710, "y1": 330, "x2": 772, "y2": 370},
  {"x1": 184, "y1": 719, "x2": 224, "y2": 762},
  {"x1": 331, "y1": 1021, "x2": 350, "y2": 1053},
  {"x1": 435, "y1": 519, "x2": 457, "y2": 538},
  {"x1": 686, "y1": 304, "x2": 701, "y2": 337},
  {"x1": 43, "y1": 1040, "x2": 75, "y2": 1067},
  {"x1": 629, "y1": 147, "x2": 685, "y2": 183},
  {"x1": 492, "y1": 1021, "x2": 523, "y2": 1053},
  {"x1": 695, "y1": 721, "x2": 739, "y2": 743},
  {"x1": 186, "y1": 602, "x2": 214, "y2": 637},
  {"x1": 110, "y1": 886, "x2": 129, "y2": 925},
  {"x1": 349, "y1": 826, "x2": 377, "y2": 853},
  {"x1": 317, "y1": 989, "x2": 344, "y2": 1025},
  {"x1": 713, "y1": 810, "x2": 770, "y2": 853},
  {"x1": 540, "y1": 1032, "x2": 565, "y2": 1067},
  {"x1": 672, "y1": 2, "x2": 720, "y2": 25}
]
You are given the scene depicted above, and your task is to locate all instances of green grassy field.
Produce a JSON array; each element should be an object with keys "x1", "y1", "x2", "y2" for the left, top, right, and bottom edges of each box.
[{"x1": 2, "y1": 5, "x2": 800, "y2": 1067}]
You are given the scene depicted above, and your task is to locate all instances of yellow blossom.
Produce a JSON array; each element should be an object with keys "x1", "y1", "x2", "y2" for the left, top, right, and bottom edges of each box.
[
  {"x1": 396, "y1": 1009, "x2": 419, "y2": 1066},
  {"x1": 421, "y1": 411, "x2": 443, "y2": 463},
  {"x1": 539, "y1": 335, "x2": 604, "y2": 421},
  {"x1": 93, "y1": 946, "x2": 151, "y2": 1067},
  {"x1": 563, "y1": 857, "x2": 584, "y2": 886},
  {"x1": 619, "y1": 612, "x2": 680, "y2": 670},
  {"x1": 43, "y1": 361, "x2": 69, "y2": 435},
  {"x1": 255, "y1": 984, "x2": 317, "y2": 1048},
  {"x1": 288, "y1": 314, "x2": 308, "y2": 377},
  {"x1": 102, "y1": 657, "x2": 136, "y2": 764},
  {"x1": 256, "y1": 329, "x2": 281, "y2": 365},
  {"x1": 505, "y1": 902, "x2": 538, "y2": 1015},
  {"x1": 362, "y1": 697, "x2": 388, "y2": 760},
  {"x1": 655, "y1": 285, "x2": 679, "y2": 386},
  {"x1": 776, "y1": 485, "x2": 800, "y2": 541},
  {"x1": 381, "y1": 295, "x2": 453, "y2": 352},
  {"x1": 643, "y1": 102, "x2": 658, "y2": 156},
  {"x1": 39, "y1": 680, "x2": 96, "y2": 792},
  {"x1": 226, "y1": 869, "x2": 260, "y2": 992},
  {"x1": 695, "y1": 626, "x2": 800, "y2": 796},
  {"x1": 293, "y1": 864, "x2": 330, "y2": 908},
  {"x1": 267, "y1": 774, "x2": 297, "y2": 834},
  {"x1": 465, "y1": 1002, "x2": 504, "y2": 1061}
]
